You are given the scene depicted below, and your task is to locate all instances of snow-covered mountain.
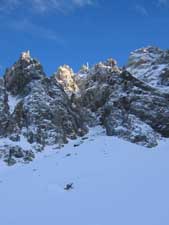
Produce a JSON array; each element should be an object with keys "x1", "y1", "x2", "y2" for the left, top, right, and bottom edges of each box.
[
  {"x1": 1, "y1": 47, "x2": 169, "y2": 225},
  {"x1": 1, "y1": 47, "x2": 169, "y2": 165},
  {"x1": 126, "y1": 46, "x2": 169, "y2": 90}
]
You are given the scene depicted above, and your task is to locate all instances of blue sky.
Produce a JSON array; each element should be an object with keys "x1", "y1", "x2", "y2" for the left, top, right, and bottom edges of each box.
[{"x1": 0, "y1": 0, "x2": 169, "y2": 75}]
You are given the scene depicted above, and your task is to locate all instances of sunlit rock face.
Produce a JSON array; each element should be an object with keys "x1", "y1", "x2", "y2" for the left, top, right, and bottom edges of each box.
[{"x1": 53, "y1": 65, "x2": 79, "y2": 95}]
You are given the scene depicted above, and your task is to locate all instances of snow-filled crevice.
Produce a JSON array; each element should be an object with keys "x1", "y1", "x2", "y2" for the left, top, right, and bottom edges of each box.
[{"x1": 8, "y1": 94, "x2": 20, "y2": 114}]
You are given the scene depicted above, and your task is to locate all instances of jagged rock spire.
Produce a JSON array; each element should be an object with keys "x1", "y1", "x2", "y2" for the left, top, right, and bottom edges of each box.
[
  {"x1": 54, "y1": 65, "x2": 79, "y2": 94},
  {"x1": 20, "y1": 50, "x2": 31, "y2": 62},
  {"x1": 4, "y1": 51, "x2": 45, "y2": 95}
]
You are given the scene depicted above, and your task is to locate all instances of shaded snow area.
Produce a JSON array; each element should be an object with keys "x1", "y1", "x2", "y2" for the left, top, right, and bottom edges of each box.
[
  {"x1": 0, "y1": 135, "x2": 33, "y2": 150},
  {"x1": 1, "y1": 127, "x2": 169, "y2": 225},
  {"x1": 8, "y1": 94, "x2": 20, "y2": 113}
]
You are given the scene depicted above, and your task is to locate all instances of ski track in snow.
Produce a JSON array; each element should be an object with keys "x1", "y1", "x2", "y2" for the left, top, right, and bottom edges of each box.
[{"x1": 1, "y1": 127, "x2": 169, "y2": 225}]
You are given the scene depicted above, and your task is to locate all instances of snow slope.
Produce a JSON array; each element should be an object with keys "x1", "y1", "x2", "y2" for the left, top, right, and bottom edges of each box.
[
  {"x1": 7, "y1": 94, "x2": 20, "y2": 114},
  {"x1": 1, "y1": 127, "x2": 169, "y2": 225}
]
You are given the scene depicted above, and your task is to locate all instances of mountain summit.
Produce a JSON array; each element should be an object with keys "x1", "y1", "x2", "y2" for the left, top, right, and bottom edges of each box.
[{"x1": 1, "y1": 47, "x2": 169, "y2": 165}]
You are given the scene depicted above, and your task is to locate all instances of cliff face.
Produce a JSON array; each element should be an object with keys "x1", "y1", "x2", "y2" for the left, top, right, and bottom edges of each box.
[
  {"x1": 75, "y1": 58, "x2": 169, "y2": 148},
  {"x1": 1, "y1": 47, "x2": 169, "y2": 165}
]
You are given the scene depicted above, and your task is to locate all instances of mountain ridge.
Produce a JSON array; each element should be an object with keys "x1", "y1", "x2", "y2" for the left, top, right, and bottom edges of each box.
[{"x1": 1, "y1": 46, "x2": 169, "y2": 165}]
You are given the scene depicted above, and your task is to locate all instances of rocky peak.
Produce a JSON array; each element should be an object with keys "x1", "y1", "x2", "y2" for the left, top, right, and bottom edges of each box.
[
  {"x1": 0, "y1": 53, "x2": 88, "y2": 165},
  {"x1": 20, "y1": 50, "x2": 31, "y2": 62},
  {"x1": 92, "y1": 58, "x2": 121, "y2": 75},
  {"x1": 75, "y1": 54, "x2": 169, "y2": 147},
  {"x1": 105, "y1": 58, "x2": 117, "y2": 67},
  {"x1": 54, "y1": 65, "x2": 79, "y2": 95},
  {"x1": 126, "y1": 46, "x2": 169, "y2": 89},
  {"x1": 79, "y1": 64, "x2": 89, "y2": 74},
  {"x1": 4, "y1": 51, "x2": 46, "y2": 95},
  {"x1": 127, "y1": 46, "x2": 164, "y2": 67},
  {"x1": 1, "y1": 47, "x2": 169, "y2": 165}
]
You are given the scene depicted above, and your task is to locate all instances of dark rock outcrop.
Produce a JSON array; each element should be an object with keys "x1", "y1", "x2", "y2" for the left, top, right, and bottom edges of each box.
[
  {"x1": 4, "y1": 51, "x2": 45, "y2": 96},
  {"x1": 0, "y1": 78, "x2": 9, "y2": 137}
]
